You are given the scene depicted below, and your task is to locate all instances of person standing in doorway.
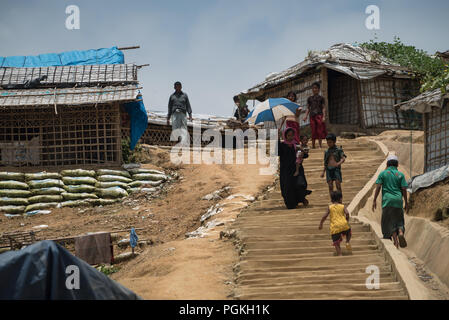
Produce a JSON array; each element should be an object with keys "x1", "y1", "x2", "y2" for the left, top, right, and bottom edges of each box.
[
  {"x1": 303, "y1": 82, "x2": 327, "y2": 148},
  {"x1": 167, "y1": 81, "x2": 193, "y2": 144},
  {"x1": 372, "y1": 154, "x2": 408, "y2": 249}
]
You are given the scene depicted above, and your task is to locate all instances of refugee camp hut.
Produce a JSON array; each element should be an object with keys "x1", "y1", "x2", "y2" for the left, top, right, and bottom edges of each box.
[
  {"x1": 0, "y1": 47, "x2": 146, "y2": 168},
  {"x1": 122, "y1": 111, "x2": 231, "y2": 147},
  {"x1": 396, "y1": 86, "x2": 449, "y2": 172},
  {"x1": 237, "y1": 43, "x2": 421, "y2": 134}
]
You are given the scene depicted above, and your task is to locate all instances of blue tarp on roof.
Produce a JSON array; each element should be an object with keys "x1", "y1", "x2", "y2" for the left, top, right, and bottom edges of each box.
[
  {"x1": 0, "y1": 46, "x2": 147, "y2": 150},
  {"x1": 0, "y1": 47, "x2": 124, "y2": 67}
]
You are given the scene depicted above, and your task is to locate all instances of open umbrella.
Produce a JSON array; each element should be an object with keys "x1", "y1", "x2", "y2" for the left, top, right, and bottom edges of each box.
[{"x1": 245, "y1": 98, "x2": 301, "y2": 127}]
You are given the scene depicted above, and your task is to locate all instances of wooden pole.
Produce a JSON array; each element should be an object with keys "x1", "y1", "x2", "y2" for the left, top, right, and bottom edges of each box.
[{"x1": 117, "y1": 46, "x2": 140, "y2": 50}]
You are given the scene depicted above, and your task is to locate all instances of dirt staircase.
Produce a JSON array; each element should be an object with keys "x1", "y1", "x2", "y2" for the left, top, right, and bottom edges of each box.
[{"x1": 231, "y1": 139, "x2": 409, "y2": 300}]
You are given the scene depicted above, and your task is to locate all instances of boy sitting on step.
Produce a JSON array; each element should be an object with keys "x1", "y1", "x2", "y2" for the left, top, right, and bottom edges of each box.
[{"x1": 319, "y1": 191, "x2": 352, "y2": 256}]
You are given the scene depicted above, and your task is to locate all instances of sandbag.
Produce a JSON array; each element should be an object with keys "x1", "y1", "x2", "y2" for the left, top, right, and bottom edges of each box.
[
  {"x1": 62, "y1": 176, "x2": 97, "y2": 186},
  {"x1": 30, "y1": 187, "x2": 65, "y2": 196},
  {"x1": 0, "y1": 180, "x2": 29, "y2": 190},
  {"x1": 0, "y1": 197, "x2": 29, "y2": 206},
  {"x1": 128, "y1": 168, "x2": 165, "y2": 175},
  {"x1": 25, "y1": 202, "x2": 58, "y2": 212},
  {"x1": 0, "y1": 172, "x2": 25, "y2": 181},
  {"x1": 87, "y1": 198, "x2": 120, "y2": 206},
  {"x1": 0, "y1": 189, "x2": 32, "y2": 198},
  {"x1": 129, "y1": 187, "x2": 157, "y2": 194},
  {"x1": 61, "y1": 193, "x2": 98, "y2": 201},
  {"x1": 0, "y1": 205, "x2": 25, "y2": 214},
  {"x1": 122, "y1": 163, "x2": 141, "y2": 170},
  {"x1": 128, "y1": 180, "x2": 163, "y2": 188},
  {"x1": 60, "y1": 200, "x2": 92, "y2": 208},
  {"x1": 24, "y1": 172, "x2": 61, "y2": 181},
  {"x1": 60, "y1": 169, "x2": 96, "y2": 177},
  {"x1": 96, "y1": 187, "x2": 128, "y2": 199},
  {"x1": 96, "y1": 169, "x2": 131, "y2": 179},
  {"x1": 28, "y1": 179, "x2": 64, "y2": 189},
  {"x1": 97, "y1": 175, "x2": 132, "y2": 184},
  {"x1": 28, "y1": 195, "x2": 63, "y2": 204},
  {"x1": 63, "y1": 184, "x2": 96, "y2": 193},
  {"x1": 95, "y1": 181, "x2": 130, "y2": 190},
  {"x1": 131, "y1": 173, "x2": 166, "y2": 181}
]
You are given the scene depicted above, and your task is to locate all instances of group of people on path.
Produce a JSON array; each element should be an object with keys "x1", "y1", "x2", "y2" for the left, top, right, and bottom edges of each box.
[
  {"x1": 167, "y1": 80, "x2": 409, "y2": 256},
  {"x1": 276, "y1": 83, "x2": 409, "y2": 256}
]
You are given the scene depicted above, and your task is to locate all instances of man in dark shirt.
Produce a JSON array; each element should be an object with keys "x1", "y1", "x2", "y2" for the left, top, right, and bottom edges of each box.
[
  {"x1": 233, "y1": 95, "x2": 249, "y2": 122},
  {"x1": 303, "y1": 82, "x2": 328, "y2": 148},
  {"x1": 167, "y1": 81, "x2": 192, "y2": 144}
]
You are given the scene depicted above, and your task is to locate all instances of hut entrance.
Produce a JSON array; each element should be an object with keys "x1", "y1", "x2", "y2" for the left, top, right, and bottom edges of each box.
[{"x1": 327, "y1": 69, "x2": 360, "y2": 126}]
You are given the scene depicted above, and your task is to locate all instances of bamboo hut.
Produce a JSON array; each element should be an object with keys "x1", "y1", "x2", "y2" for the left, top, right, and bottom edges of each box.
[
  {"x1": 396, "y1": 85, "x2": 449, "y2": 172},
  {"x1": 0, "y1": 47, "x2": 147, "y2": 168},
  {"x1": 238, "y1": 43, "x2": 422, "y2": 134}
]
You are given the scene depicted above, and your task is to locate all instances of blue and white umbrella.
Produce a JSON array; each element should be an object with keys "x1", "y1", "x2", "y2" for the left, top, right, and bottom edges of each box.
[{"x1": 245, "y1": 98, "x2": 301, "y2": 126}]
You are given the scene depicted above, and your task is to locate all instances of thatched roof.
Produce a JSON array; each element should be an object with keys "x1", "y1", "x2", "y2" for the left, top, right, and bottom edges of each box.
[
  {"x1": 240, "y1": 43, "x2": 413, "y2": 99},
  {"x1": 0, "y1": 85, "x2": 140, "y2": 108},
  {"x1": 396, "y1": 85, "x2": 449, "y2": 113}
]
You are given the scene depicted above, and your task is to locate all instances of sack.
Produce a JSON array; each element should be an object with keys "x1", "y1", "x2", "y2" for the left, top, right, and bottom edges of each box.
[
  {"x1": 0, "y1": 172, "x2": 25, "y2": 181},
  {"x1": 0, "y1": 197, "x2": 29, "y2": 206},
  {"x1": 96, "y1": 187, "x2": 128, "y2": 199},
  {"x1": 128, "y1": 180, "x2": 163, "y2": 188},
  {"x1": 0, "y1": 189, "x2": 32, "y2": 198},
  {"x1": 60, "y1": 169, "x2": 96, "y2": 177},
  {"x1": 25, "y1": 172, "x2": 61, "y2": 181},
  {"x1": 62, "y1": 176, "x2": 97, "y2": 186},
  {"x1": 28, "y1": 179, "x2": 64, "y2": 189},
  {"x1": 30, "y1": 187, "x2": 65, "y2": 196},
  {"x1": 96, "y1": 169, "x2": 131, "y2": 179},
  {"x1": 97, "y1": 175, "x2": 132, "y2": 184},
  {"x1": 0, "y1": 205, "x2": 26, "y2": 214},
  {"x1": 128, "y1": 168, "x2": 165, "y2": 175},
  {"x1": 60, "y1": 200, "x2": 92, "y2": 208},
  {"x1": 95, "y1": 181, "x2": 130, "y2": 190},
  {"x1": 63, "y1": 184, "x2": 96, "y2": 193},
  {"x1": 131, "y1": 173, "x2": 167, "y2": 181},
  {"x1": 25, "y1": 202, "x2": 58, "y2": 212},
  {"x1": 62, "y1": 192, "x2": 98, "y2": 200},
  {"x1": 0, "y1": 180, "x2": 29, "y2": 190},
  {"x1": 28, "y1": 195, "x2": 63, "y2": 204}
]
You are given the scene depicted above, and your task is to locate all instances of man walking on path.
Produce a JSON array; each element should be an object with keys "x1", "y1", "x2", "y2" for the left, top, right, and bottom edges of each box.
[
  {"x1": 167, "y1": 81, "x2": 193, "y2": 144},
  {"x1": 372, "y1": 154, "x2": 409, "y2": 249}
]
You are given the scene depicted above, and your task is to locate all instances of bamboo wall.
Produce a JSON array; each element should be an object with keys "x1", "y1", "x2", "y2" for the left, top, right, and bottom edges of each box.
[
  {"x1": 424, "y1": 104, "x2": 449, "y2": 172},
  {"x1": 0, "y1": 103, "x2": 121, "y2": 167}
]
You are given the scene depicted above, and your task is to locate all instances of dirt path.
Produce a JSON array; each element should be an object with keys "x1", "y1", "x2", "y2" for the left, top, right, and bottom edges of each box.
[
  {"x1": 230, "y1": 139, "x2": 410, "y2": 299},
  {"x1": 111, "y1": 148, "x2": 274, "y2": 299}
]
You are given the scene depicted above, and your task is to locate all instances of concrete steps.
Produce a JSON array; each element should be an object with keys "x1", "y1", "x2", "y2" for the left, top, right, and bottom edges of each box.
[{"x1": 231, "y1": 139, "x2": 408, "y2": 300}]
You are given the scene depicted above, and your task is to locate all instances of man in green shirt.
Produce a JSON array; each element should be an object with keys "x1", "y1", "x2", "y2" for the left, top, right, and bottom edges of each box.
[{"x1": 372, "y1": 154, "x2": 408, "y2": 248}]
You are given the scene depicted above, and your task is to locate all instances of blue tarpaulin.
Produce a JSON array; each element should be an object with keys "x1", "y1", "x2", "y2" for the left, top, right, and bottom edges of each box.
[
  {"x1": 124, "y1": 94, "x2": 148, "y2": 150},
  {"x1": 1, "y1": 46, "x2": 148, "y2": 150},
  {"x1": 0, "y1": 47, "x2": 124, "y2": 67}
]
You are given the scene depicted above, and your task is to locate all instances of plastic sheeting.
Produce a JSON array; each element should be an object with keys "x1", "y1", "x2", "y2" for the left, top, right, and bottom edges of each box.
[
  {"x1": 123, "y1": 94, "x2": 148, "y2": 150},
  {"x1": 0, "y1": 240, "x2": 141, "y2": 300},
  {"x1": 0, "y1": 47, "x2": 124, "y2": 67},
  {"x1": 407, "y1": 164, "x2": 449, "y2": 193}
]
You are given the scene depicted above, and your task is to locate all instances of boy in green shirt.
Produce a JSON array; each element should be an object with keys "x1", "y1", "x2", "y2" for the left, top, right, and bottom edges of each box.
[{"x1": 372, "y1": 154, "x2": 409, "y2": 248}]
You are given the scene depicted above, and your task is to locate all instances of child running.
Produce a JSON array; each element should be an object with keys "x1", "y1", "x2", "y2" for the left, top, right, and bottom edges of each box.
[
  {"x1": 319, "y1": 191, "x2": 352, "y2": 256},
  {"x1": 321, "y1": 133, "x2": 346, "y2": 199}
]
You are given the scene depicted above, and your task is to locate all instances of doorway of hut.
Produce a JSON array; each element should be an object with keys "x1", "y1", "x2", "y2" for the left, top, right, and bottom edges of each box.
[{"x1": 327, "y1": 69, "x2": 360, "y2": 127}]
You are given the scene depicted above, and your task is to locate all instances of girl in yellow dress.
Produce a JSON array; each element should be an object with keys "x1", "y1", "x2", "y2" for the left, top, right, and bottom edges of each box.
[{"x1": 319, "y1": 191, "x2": 352, "y2": 256}]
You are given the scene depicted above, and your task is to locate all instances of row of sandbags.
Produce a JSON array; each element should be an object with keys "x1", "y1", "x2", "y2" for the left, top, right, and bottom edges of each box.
[{"x1": 0, "y1": 168, "x2": 168, "y2": 215}]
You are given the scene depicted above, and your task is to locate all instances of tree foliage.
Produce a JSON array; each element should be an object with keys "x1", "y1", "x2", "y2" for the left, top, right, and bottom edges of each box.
[{"x1": 359, "y1": 37, "x2": 448, "y2": 93}]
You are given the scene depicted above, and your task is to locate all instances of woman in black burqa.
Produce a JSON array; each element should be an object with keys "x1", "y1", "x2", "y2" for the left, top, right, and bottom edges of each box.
[{"x1": 278, "y1": 128, "x2": 311, "y2": 209}]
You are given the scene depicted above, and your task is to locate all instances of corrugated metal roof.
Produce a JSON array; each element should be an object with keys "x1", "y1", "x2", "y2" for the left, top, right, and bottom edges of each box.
[
  {"x1": 0, "y1": 85, "x2": 139, "y2": 107},
  {"x1": 240, "y1": 43, "x2": 413, "y2": 99},
  {"x1": 396, "y1": 85, "x2": 449, "y2": 113}
]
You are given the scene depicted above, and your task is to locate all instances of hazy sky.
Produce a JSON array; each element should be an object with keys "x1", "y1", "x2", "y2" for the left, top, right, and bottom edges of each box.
[{"x1": 1, "y1": 0, "x2": 448, "y2": 116}]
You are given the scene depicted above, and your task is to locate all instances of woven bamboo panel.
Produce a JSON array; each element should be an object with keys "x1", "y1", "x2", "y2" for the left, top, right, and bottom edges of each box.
[
  {"x1": 0, "y1": 85, "x2": 139, "y2": 107},
  {"x1": 0, "y1": 104, "x2": 121, "y2": 167},
  {"x1": 328, "y1": 70, "x2": 359, "y2": 125},
  {"x1": 425, "y1": 104, "x2": 449, "y2": 172},
  {"x1": 361, "y1": 77, "x2": 421, "y2": 129},
  {"x1": 0, "y1": 64, "x2": 137, "y2": 87}
]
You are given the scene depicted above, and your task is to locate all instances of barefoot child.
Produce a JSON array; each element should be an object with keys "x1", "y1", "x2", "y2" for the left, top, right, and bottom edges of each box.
[
  {"x1": 321, "y1": 133, "x2": 346, "y2": 199},
  {"x1": 303, "y1": 82, "x2": 327, "y2": 148},
  {"x1": 319, "y1": 191, "x2": 352, "y2": 256}
]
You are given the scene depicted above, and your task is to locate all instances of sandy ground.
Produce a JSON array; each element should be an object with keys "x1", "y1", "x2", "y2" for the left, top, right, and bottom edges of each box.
[
  {"x1": 110, "y1": 147, "x2": 274, "y2": 299},
  {"x1": 357, "y1": 130, "x2": 449, "y2": 298}
]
